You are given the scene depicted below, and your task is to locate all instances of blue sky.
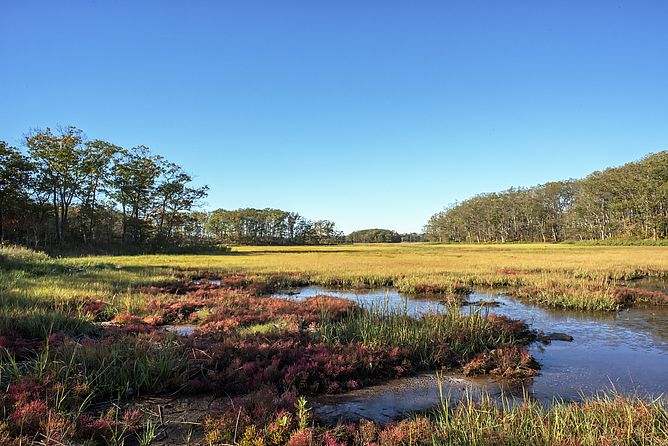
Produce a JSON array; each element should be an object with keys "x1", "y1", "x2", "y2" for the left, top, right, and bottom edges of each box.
[{"x1": 1, "y1": 1, "x2": 667, "y2": 233}]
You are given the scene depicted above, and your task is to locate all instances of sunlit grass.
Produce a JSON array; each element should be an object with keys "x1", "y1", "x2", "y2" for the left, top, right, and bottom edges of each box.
[
  {"x1": 66, "y1": 243, "x2": 668, "y2": 311},
  {"x1": 2, "y1": 243, "x2": 667, "y2": 321},
  {"x1": 432, "y1": 389, "x2": 668, "y2": 446}
]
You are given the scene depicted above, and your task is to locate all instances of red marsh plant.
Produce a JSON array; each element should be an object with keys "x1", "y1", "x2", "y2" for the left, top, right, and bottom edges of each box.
[
  {"x1": 133, "y1": 280, "x2": 356, "y2": 329},
  {"x1": 462, "y1": 344, "x2": 540, "y2": 379},
  {"x1": 182, "y1": 300, "x2": 537, "y2": 397},
  {"x1": 199, "y1": 294, "x2": 356, "y2": 331},
  {"x1": 183, "y1": 330, "x2": 415, "y2": 396},
  {"x1": 0, "y1": 330, "x2": 182, "y2": 444},
  {"x1": 143, "y1": 272, "x2": 279, "y2": 296},
  {"x1": 612, "y1": 286, "x2": 667, "y2": 306}
]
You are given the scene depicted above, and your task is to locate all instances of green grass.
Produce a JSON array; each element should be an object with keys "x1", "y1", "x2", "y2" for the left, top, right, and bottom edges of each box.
[
  {"x1": 77, "y1": 243, "x2": 668, "y2": 310},
  {"x1": 203, "y1": 389, "x2": 668, "y2": 446},
  {"x1": 318, "y1": 303, "x2": 525, "y2": 366},
  {"x1": 4, "y1": 243, "x2": 668, "y2": 315},
  {"x1": 431, "y1": 390, "x2": 668, "y2": 446},
  {"x1": 1, "y1": 243, "x2": 666, "y2": 444}
]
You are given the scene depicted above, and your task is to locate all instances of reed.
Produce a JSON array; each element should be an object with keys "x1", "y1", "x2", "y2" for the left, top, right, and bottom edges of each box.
[
  {"x1": 318, "y1": 302, "x2": 529, "y2": 367},
  {"x1": 432, "y1": 390, "x2": 668, "y2": 446}
]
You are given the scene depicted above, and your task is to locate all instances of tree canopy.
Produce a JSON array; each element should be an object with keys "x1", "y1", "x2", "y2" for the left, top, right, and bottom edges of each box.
[
  {"x1": 425, "y1": 152, "x2": 668, "y2": 243},
  {"x1": 348, "y1": 228, "x2": 401, "y2": 243},
  {"x1": 207, "y1": 208, "x2": 343, "y2": 245},
  {"x1": 0, "y1": 127, "x2": 345, "y2": 252},
  {"x1": 1, "y1": 127, "x2": 209, "y2": 252}
]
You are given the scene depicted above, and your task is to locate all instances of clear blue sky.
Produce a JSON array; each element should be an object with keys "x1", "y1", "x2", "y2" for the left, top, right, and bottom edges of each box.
[{"x1": 1, "y1": 1, "x2": 667, "y2": 233}]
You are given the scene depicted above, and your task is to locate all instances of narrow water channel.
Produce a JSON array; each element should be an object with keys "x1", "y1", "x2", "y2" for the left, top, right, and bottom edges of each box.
[{"x1": 273, "y1": 286, "x2": 668, "y2": 422}]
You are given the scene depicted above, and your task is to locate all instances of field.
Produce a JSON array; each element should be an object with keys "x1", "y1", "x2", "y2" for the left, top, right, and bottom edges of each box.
[
  {"x1": 1, "y1": 243, "x2": 667, "y2": 445},
  {"x1": 74, "y1": 243, "x2": 668, "y2": 310}
]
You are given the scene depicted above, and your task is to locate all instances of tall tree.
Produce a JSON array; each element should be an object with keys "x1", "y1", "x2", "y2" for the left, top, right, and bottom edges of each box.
[
  {"x1": 26, "y1": 127, "x2": 86, "y2": 244},
  {"x1": 154, "y1": 161, "x2": 209, "y2": 239},
  {"x1": 110, "y1": 146, "x2": 162, "y2": 243},
  {"x1": 79, "y1": 139, "x2": 120, "y2": 242},
  {"x1": 0, "y1": 142, "x2": 33, "y2": 241}
]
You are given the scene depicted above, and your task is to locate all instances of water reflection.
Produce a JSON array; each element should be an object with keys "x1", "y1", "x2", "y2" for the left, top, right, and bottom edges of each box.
[{"x1": 273, "y1": 286, "x2": 668, "y2": 422}]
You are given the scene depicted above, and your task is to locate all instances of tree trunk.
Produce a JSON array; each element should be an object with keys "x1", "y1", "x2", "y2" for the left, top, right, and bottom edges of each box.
[{"x1": 52, "y1": 186, "x2": 61, "y2": 244}]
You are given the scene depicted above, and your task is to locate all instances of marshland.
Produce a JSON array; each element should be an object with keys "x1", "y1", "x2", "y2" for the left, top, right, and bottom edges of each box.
[
  {"x1": 1, "y1": 242, "x2": 667, "y2": 445},
  {"x1": 4, "y1": 2, "x2": 668, "y2": 444}
]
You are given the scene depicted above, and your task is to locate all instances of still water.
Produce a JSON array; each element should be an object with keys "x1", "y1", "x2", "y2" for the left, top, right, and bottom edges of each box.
[{"x1": 273, "y1": 286, "x2": 668, "y2": 422}]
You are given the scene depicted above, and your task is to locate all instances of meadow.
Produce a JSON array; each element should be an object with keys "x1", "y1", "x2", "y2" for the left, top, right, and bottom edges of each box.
[
  {"x1": 0, "y1": 243, "x2": 667, "y2": 445},
  {"x1": 78, "y1": 243, "x2": 668, "y2": 310}
]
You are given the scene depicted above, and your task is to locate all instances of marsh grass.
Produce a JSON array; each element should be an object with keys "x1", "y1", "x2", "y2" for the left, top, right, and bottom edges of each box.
[
  {"x1": 81, "y1": 243, "x2": 668, "y2": 311},
  {"x1": 3, "y1": 244, "x2": 667, "y2": 314},
  {"x1": 318, "y1": 301, "x2": 527, "y2": 367},
  {"x1": 0, "y1": 244, "x2": 666, "y2": 443},
  {"x1": 0, "y1": 306, "x2": 97, "y2": 338},
  {"x1": 433, "y1": 388, "x2": 668, "y2": 446},
  {"x1": 202, "y1": 388, "x2": 668, "y2": 446}
]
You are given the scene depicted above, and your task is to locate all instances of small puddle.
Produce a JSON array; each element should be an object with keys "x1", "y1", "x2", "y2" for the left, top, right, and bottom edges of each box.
[
  {"x1": 273, "y1": 286, "x2": 668, "y2": 422},
  {"x1": 193, "y1": 279, "x2": 222, "y2": 286},
  {"x1": 162, "y1": 324, "x2": 198, "y2": 336}
]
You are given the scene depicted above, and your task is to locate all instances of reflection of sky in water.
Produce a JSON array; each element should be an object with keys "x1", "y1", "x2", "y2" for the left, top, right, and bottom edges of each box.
[{"x1": 274, "y1": 286, "x2": 668, "y2": 405}]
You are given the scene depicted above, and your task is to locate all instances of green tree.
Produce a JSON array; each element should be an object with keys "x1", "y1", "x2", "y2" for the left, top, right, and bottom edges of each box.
[
  {"x1": 110, "y1": 146, "x2": 162, "y2": 243},
  {"x1": 0, "y1": 142, "x2": 34, "y2": 241},
  {"x1": 26, "y1": 127, "x2": 87, "y2": 244}
]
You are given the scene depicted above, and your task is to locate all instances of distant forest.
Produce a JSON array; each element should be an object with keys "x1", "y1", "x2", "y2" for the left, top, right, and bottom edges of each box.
[
  {"x1": 425, "y1": 152, "x2": 668, "y2": 243},
  {"x1": 0, "y1": 126, "x2": 342, "y2": 252},
  {"x1": 2, "y1": 126, "x2": 665, "y2": 251},
  {"x1": 348, "y1": 228, "x2": 401, "y2": 243},
  {"x1": 206, "y1": 208, "x2": 342, "y2": 245}
]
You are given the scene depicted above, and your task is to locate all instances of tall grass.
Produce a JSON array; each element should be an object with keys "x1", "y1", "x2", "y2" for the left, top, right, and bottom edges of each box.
[
  {"x1": 0, "y1": 334, "x2": 183, "y2": 404},
  {"x1": 4, "y1": 243, "x2": 668, "y2": 313},
  {"x1": 84, "y1": 243, "x2": 668, "y2": 310},
  {"x1": 318, "y1": 302, "x2": 524, "y2": 366},
  {"x1": 433, "y1": 390, "x2": 668, "y2": 445}
]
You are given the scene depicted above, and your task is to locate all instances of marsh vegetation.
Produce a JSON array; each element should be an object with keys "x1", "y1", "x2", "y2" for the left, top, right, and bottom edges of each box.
[{"x1": 0, "y1": 243, "x2": 666, "y2": 444}]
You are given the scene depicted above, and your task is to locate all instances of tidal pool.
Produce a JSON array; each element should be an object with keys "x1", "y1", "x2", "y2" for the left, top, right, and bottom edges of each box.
[{"x1": 273, "y1": 286, "x2": 668, "y2": 422}]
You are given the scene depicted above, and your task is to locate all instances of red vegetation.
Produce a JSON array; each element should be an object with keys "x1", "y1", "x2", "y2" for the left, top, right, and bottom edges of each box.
[
  {"x1": 204, "y1": 397, "x2": 437, "y2": 446},
  {"x1": 0, "y1": 375, "x2": 140, "y2": 444},
  {"x1": 185, "y1": 331, "x2": 414, "y2": 396},
  {"x1": 0, "y1": 272, "x2": 541, "y2": 444},
  {"x1": 612, "y1": 287, "x2": 668, "y2": 305},
  {"x1": 409, "y1": 283, "x2": 471, "y2": 294},
  {"x1": 200, "y1": 295, "x2": 355, "y2": 331},
  {"x1": 497, "y1": 268, "x2": 523, "y2": 275},
  {"x1": 463, "y1": 344, "x2": 540, "y2": 379}
]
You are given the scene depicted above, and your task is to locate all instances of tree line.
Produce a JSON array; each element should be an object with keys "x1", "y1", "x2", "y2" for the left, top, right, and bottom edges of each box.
[
  {"x1": 0, "y1": 127, "x2": 347, "y2": 251},
  {"x1": 0, "y1": 126, "x2": 210, "y2": 252},
  {"x1": 347, "y1": 228, "x2": 401, "y2": 243},
  {"x1": 206, "y1": 208, "x2": 343, "y2": 245},
  {"x1": 425, "y1": 151, "x2": 668, "y2": 243}
]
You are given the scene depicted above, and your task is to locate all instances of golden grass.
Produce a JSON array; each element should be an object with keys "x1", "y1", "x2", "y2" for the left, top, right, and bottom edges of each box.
[{"x1": 4, "y1": 243, "x2": 668, "y2": 311}]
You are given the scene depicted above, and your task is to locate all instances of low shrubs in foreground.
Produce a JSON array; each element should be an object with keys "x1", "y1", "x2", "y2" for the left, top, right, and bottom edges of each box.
[
  {"x1": 0, "y1": 279, "x2": 539, "y2": 444},
  {"x1": 1, "y1": 254, "x2": 665, "y2": 444}
]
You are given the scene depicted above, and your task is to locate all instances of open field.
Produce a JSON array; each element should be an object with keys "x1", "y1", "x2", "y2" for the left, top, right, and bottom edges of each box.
[
  {"x1": 1, "y1": 243, "x2": 667, "y2": 445},
  {"x1": 69, "y1": 243, "x2": 668, "y2": 310}
]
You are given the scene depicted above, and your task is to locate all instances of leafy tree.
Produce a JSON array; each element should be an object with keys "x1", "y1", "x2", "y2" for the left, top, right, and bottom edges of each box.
[
  {"x1": 426, "y1": 151, "x2": 668, "y2": 242},
  {"x1": 154, "y1": 161, "x2": 209, "y2": 239},
  {"x1": 0, "y1": 142, "x2": 33, "y2": 241},
  {"x1": 26, "y1": 127, "x2": 87, "y2": 244},
  {"x1": 79, "y1": 139, "x2": 121, "y2": 242},
  {"x1": 110, "y1": 146, "x2": 162, "y2": 243}
]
